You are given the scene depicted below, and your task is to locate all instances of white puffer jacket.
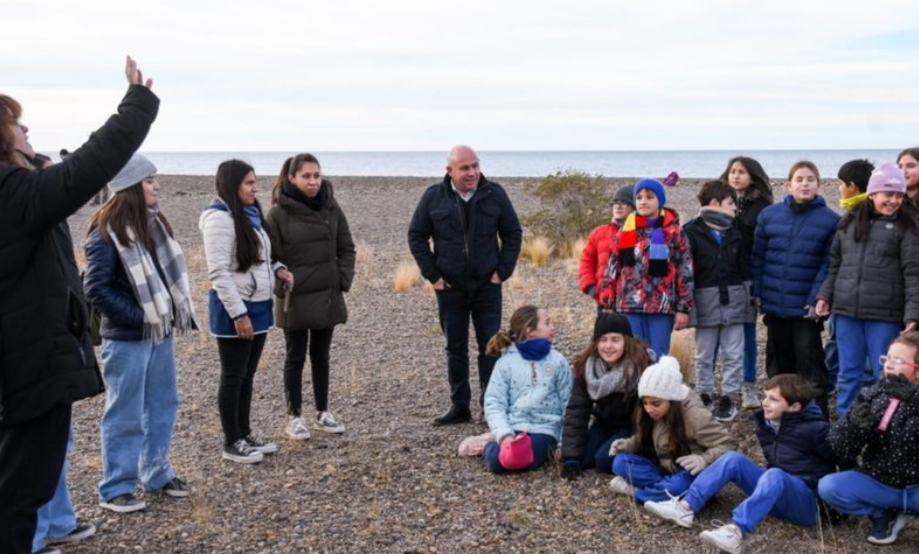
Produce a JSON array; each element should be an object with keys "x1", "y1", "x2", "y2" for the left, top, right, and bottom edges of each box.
[{"x1": 199, "y1": 201, "x2": 283, "y2": 319}]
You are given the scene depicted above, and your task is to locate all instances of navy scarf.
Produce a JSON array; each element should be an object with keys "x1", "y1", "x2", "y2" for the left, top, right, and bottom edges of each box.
[{"x1": 515, "y1": 339, "x2": 553, "y2": 361}]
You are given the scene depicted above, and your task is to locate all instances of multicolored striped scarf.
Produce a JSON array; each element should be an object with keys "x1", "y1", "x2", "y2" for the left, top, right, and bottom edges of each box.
[{"x1": 618, "y1": 211, "x2": 669, "y2": 277}]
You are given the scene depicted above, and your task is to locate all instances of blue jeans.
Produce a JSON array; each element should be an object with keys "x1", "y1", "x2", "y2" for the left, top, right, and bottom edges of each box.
[
  {"x1": 623, "y1": 314, "x2": 675, "y2": 359},
  {"x1": 612, "y1": 452, "x2": 695, "y2": 504},
  {"x1": 483, "y1": 433, "x2": 557, "y2": 474},
  {"x1": 819, "y1": 470, "x2": 919, "y2": 518},
  {"x1": 835, "y1": 316, "x2": 900, "y2": 416},
  {"x1": 743, "y1": 322, "x2": 757, "y2": 384},
  {"x1": 33, "y1": 425, "x2": 77, "y2": 552},
  {"x1": 99, "y1": 337, "x2": 178, "y2": 502},
  {"x1": 435, "y1": 283, "x2": 502, "y2": 407},
  {"x1": 583, "y1": 423, "x2": 631, "y2": 473},
  {"x1": 682, "y1": 451, "x2": 817, "y2": 535}
]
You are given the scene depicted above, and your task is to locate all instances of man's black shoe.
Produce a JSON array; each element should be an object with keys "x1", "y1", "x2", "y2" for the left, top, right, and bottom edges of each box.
[{"x1": 433, "y1": 405, "x2": 472, "y2": 426}]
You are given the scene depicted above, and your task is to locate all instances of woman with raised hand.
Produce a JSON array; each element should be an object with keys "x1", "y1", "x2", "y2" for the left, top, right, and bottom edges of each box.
[
  {"x1": 200, "y1": 160, "x2": 293, "y2": 463},
  {"x1": 85, "y1": 154, "x2": 196, "y2": 513},
  {"x1": 266, "y1": 154, "x2": 355, "y2": 439}
]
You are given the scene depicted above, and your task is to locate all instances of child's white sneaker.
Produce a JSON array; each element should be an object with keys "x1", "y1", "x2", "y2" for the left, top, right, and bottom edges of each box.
[
  {"x1": 286, "y1": 416, "x2": 311, "y2": 440},
  {"x1": 644, "y1": 495, "x2": 694, "y2": 528},
  {"x1": 609, "y1": 476, "x2": 636, "y2": 496},
  {"x1": 700, "y1": 523, "x2": 744, "y2": 554}
]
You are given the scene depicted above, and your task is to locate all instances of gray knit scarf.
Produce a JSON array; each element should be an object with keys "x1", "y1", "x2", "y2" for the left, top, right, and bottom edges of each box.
[
  {"x1": 109, "y1": 209, "x2": 195, "y2": 344},
  {"x1": 585, "y1": 355, "x2": 631, "y2": 400}
]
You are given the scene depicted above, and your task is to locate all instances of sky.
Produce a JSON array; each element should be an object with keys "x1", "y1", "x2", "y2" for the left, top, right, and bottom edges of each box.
[{"x1": 4, "y1": 0, "x2": 919, "y2": 152}]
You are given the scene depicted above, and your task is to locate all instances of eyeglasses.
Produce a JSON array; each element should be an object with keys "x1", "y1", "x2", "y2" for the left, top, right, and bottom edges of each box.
[
  {"x1": 879, "y1": 355, "x2": 919, "y2": 370},
  {"x1": 611, "y1": 201, "x2": 630, "y2": 207}
]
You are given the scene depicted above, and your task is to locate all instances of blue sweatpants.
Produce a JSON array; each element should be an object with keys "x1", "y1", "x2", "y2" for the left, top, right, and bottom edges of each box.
[
  {"x1": 612, "y1": 452, "x2": 695, "y2": 504},
  {"x1": 819, "y1": 470, "x2": 919, "y2": 519},
  {"x1": 682, "y1": 451, "x2": 817, "y2": 535},
  {"x1": 623, "y1": 314, "x2": 675, "y2": 360},
  {"x1": 834, "y1": 316, "x2": 900, "y2": 416},
  {"x1": 483, "y1": 433, "x2": 557, "y2": 474}
]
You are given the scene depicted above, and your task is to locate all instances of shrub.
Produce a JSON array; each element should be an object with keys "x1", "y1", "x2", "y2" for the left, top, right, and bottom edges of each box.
[
  {"x1": 393, "y1": 260, "x2": 421, "y2": 292},
  {"x1": 522, "y1": 236, "x2": 553, "y2": 266},
  {"x1": 522, "y1": 170, "x2": 609, "y2": 258}
]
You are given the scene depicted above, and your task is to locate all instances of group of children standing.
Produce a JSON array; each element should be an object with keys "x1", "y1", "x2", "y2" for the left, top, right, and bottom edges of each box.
[{"x1": 467, "y1": 151, "x2": 919, "y2": 551}]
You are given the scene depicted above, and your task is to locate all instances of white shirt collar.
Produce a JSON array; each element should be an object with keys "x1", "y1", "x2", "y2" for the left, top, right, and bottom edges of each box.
[{"x1": 451, "y1": 179, "x2": 475, "y2": 202}]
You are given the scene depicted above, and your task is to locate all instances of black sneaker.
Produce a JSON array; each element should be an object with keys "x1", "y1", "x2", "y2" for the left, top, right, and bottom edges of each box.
[
  {"x1": 244, "y1": 434, "x2": 277, "y2": 454},
  {"x1": 100, "y1": 493, "x2": 146, "y2": 513},
  {"x1": 46, "y1": 523, "x2": 96, "y2": 544},
  {"x1": 868, "y1": 510, "x2": 909, "y2": 545},
  {"x1": 699, "y1": 393, "x2": 714, "y2": 410},
  {"x1": 714, "y1": 396, "x2": 738, "y2": 423},
  {"x1": 156, "y1": 476, "x2": 189, "y2": 498},
  {"x1": 222, "y1": 439, "x2": 265, "y2": 464},
  {"x1": 433, "y1": 404, "x2": 472, "y2": 426}
]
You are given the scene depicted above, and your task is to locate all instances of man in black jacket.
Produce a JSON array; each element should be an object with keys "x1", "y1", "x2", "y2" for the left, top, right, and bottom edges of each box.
[
  {"x1": 0, "y1": 57, "x2": 158, "y2": 554},
  {"x1": 408, "y1": 145, "x2": 522, "y2": 425}
]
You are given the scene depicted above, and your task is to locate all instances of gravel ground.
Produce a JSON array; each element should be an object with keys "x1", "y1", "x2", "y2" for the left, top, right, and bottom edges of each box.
[{"x1": 54, "y1": 172, "x2": 917, "y2": 553}]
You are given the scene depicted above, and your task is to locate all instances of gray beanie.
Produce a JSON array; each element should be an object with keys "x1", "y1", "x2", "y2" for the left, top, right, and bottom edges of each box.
[
  {"x1": 637, "y1": 356, "x2": 690, "y2": 401},
  {"x1": 108, "y1": 154, "x2": 157, "y2": 193},
  {"x1": 611, "y1": 184, "x2": 636, "y2": 208}
]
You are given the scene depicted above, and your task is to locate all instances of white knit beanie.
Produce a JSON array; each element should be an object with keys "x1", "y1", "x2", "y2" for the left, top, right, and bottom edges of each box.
[
  {"x1": 638, "y1": 356, "x2": 690, "y2": 401},
  {"x1": 108, "y1": 153, "x2": 157, "y2": 194}
]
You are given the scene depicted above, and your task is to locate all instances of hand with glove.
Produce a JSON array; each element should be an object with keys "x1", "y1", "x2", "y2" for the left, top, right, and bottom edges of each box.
[
  {"x1": 676, "y1": 454, "x2": 708, "y2": 476},
  {"x1": 586, "y1": 285, "x2": 597, "y2": 298},
  {"x1": 560, "y1": 460, "x2": 583, "y2": 480},
  {"x1": 847, "y1": 397, "x2": 882, "y2": 430},
  {"x1": 609, "y1": 438, "x2": 635, "y2": 457}
]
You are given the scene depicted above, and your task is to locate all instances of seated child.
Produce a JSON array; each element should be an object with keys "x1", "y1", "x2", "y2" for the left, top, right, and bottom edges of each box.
[
  {"x1": 560, "y1": 312, "x2": 652, "y2": 478},
  {"x1": 818, "y1": 331, "x2": 919, "y2": 546},
  {"x1": 480, "y1": 305, "x2": 572, "y2": 473},
  {"x1": 608, "y1": 356, "x2": 737, "y2": 504},
  {"x1": 643, "y1": 374, "x2": 837, "y2": 554}
]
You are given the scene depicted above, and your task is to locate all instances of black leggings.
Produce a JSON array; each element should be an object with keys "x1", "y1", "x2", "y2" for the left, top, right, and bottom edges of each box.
[
  {"x1": 217, "y1": 334, "x2": 267, "y2": 445},
  {"x1": 283, "y1": 328, "x2": 334, "y2": 416}
]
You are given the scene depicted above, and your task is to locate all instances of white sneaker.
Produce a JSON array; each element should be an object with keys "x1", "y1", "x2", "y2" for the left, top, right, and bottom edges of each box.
[
  {"x1": 700, "y1": 523, "x2": 744, "y2": 554},
  {"x1": 286, "y1": 417, "x2": 312, "y2": 440},
  {"x1": 609, "y1": 475, "x2": 636, "y2": 496},
  {"x1": 644, "y1": 495, "x2": 694, "y2": 528},
  {"x1": 314, "y1": 411, "x2": 346, "y2": 434},
  {"x1": 741, "y1": 384, "x2": 761, "y2": 409}
]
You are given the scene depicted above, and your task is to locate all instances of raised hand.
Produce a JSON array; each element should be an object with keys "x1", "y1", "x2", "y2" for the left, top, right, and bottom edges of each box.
[{"x1": 125, "y1": 55, "x2": 154, "y2": 88}]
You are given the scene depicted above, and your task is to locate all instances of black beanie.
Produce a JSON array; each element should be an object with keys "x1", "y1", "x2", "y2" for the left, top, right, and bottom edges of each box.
[
  {"x1": 610, "y1": 184, "x2": 636, "y2": 208},
  {"x1": 593, "y1": 312, "x2": 633, "y2": 340}
]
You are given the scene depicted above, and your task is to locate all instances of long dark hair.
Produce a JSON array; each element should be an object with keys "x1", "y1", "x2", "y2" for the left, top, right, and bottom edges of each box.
[
  {"x1": 573, "y1": 333, "x2": 651, "y2": 389},
  {"x1": 634, "y1": 398, "x2": 691, "y2": 463},
  {"x1": 87, "y1": 181, "x2": 173, "y2": 250},
  {"x1": 272, "y1": 153, "x2": 321, "y2": 204},
  {"x1": 839, "y1": 197, "x2": 919, "y2": 242},
  {"x1": 215, "y1": 159, "x2": 266, "y2": 272},
  {"x1": 898, "y1": 147, "x2": 919, "y2": 165},
  {"x1": 719, "y1": 156, "x2": 773, "y2": 203}
]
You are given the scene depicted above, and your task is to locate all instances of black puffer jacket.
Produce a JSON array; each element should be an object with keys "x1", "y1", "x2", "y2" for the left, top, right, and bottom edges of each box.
[
  {"x1": 753, "y1": 403, "x2": 837, "y2": 489},
  {"x1": 0, "y1": 85, "x2": 159, "y2": 427},
  {"x1": 407, "y1": 175, "x2": 522, "y2": 292},
  {"x1": 827, "y1": 375, "x2": 919, "y2": 488},
  {"x1": 735, "y1": 194, "x2": 771, "y2": 255},
  {"x1": 818, "y1": 214, "x2": 919, "y2": 324}
]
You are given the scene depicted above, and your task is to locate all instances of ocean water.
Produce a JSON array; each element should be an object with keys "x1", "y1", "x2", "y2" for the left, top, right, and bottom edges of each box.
[{"x1": 135, "y1": 150, "x2": 902, "y2": 179}]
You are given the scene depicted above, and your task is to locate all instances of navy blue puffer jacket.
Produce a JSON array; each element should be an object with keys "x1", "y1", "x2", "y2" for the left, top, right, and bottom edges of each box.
[
  {"x1": 753, "y1": 403, "x2": 837, "y2": 489},
  {"x1": 751, "y1": 196, "x2": 839, "y2": 317},
  {"x1": 83, "y1": 228, "x2": 146, "y2": 341}
]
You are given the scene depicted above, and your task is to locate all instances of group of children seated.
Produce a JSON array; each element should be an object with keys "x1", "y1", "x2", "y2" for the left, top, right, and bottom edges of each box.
[{"x1": 458, "y1": 152, "x2": 919, "y2": 551}]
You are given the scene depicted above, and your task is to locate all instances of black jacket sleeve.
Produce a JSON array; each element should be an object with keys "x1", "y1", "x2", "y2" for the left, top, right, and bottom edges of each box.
[
  {"x1": 407, "y1": 188, "x2": 440, "y2": 283},
  {"x1": 561, "y1": 381, "x2": 592, "y2": 462},
  {"x1": 494, "y1": 187, "x2": 522, "y2": 281}
]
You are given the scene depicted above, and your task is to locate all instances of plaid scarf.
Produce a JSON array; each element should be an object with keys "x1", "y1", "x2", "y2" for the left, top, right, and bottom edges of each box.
[
  {"x1": 109, "y1": 211, "x2": 195, "y2": 344},
  {"x1": 618, "y1": 211, "x2": 668, "y2": 277}
]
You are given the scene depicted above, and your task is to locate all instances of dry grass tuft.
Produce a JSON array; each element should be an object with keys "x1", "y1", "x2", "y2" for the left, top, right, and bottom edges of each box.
[
  {"x1": 522, "y1": 236, "x2": 554, "y2": 266},
  {"x1": 562, "y1": 237, "x2": 587, "y2": 260},
  {"x1": 669, "y1": 329, "x2": 695, "y2": 385},
  {"x1": 393, "y1": 260, "x2": 421, "y2": 292}
]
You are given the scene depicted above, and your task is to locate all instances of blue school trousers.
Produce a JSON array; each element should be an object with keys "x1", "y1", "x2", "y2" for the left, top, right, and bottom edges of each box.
[
  {"x1": 682, "y1": 451, "x2": 817, "y2": 535},
  {"x1": 819, "y1": 470, "x2": 919, "y2": 518},
  {"x1": 623, "y1": 314, "x2": 674, "y2": 359},
  {"x1": 834, "y1": 316, "x2": 900, "y2": 416},
  {"x1": 743, "y1": 322, "x2": 758, "y2": 384},
  {"x1": 612, "y1": 452, "x2": 695, "y2": 504},
  {"x1": 483, "y1": 433, "x2": 557, "y2": 474}
]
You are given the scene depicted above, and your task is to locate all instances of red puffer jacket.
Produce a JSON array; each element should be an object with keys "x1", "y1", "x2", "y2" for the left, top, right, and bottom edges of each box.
[{"x1": 578, "y1": 221, "x2": 621, "y2": 309}]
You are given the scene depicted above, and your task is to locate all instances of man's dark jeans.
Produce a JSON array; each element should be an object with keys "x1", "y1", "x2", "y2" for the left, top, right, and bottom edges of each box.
[{"x1": 435, "y1": 282, "x2": 502, "y2": 408}]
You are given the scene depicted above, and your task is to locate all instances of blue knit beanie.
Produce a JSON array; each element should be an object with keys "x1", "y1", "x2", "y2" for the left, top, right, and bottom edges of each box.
[{"x1": 634, "y1": 178, "x2": 666, "y2": 208}]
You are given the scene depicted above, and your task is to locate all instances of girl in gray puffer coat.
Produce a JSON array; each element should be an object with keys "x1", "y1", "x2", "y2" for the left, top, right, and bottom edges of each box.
[{"x1": 816, "y1": 162, "x2": 919, "y2": 417}]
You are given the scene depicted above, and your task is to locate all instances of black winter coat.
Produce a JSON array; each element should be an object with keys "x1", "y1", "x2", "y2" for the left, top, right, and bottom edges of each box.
[
  {"x1": 827, "y1": 375, "x2": 919, "y2": 489},
  {"x1": 561, "y1": 363, "x2": 638, "y2": 463},
  {"x1": 0, "y1": 85, "x2": 159, "y2": 427},
  {"x1": 407, "y1": 175, "x2": 522, "y2": 292},
  {"x1": 753, "y1": 404, "x2": 837, "y2": 489},
  {"x1": 735, "y1": 194, "x2": 771, "y2": 256}
]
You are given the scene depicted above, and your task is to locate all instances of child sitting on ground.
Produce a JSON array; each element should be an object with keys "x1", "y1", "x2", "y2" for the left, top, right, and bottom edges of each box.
[
  {"x1": 475, "y1": 305, "x2": 572, "y2": 473},
  {"x1": 559, "y1": 312, "x2": 652, "y2": 479},
  {"x1": 643, "y1": 374, "x2": 837, "y2": 554},
  {"x1": 818, "y1": 332, "x2": 919, "y2": 546},
  {"x1": 683, "y1": 180, "x2": 755, "y2": 423},
  {"x1": 608, "y1": 356, "x2": 736, "y2": 504}
]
